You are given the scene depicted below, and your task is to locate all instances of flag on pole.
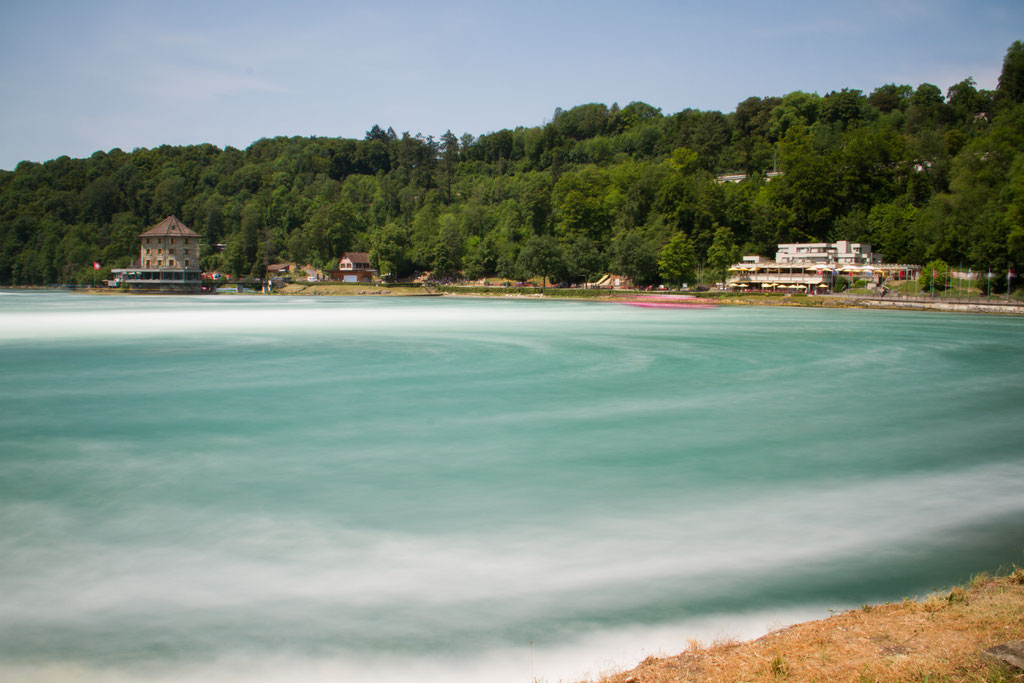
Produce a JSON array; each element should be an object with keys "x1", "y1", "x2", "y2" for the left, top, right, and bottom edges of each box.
[{"x1": 93, "y1": 262, "x2": 101, "y2": 270}]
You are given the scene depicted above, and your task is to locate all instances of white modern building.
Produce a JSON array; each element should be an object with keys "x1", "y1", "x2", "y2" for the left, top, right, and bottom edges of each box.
[
  {"x1": 727, "y1": 242, "x2": 919, "y2": 293},
  {"x1": 775, "y1": 241, "x2": 881, "y2": 266}
]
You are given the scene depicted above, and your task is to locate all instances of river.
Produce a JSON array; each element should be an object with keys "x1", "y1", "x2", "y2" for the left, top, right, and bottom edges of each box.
[{"x1": 1, "y1": 291, "x2": 1022, "y2": 682}]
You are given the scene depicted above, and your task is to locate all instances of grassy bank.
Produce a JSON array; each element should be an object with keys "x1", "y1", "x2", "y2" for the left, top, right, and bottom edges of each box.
[
  {"x1": 585, "y1": 569, "x2": 1024, "y2": 683},
  {"x1": 275, "y1": 282, "x2": 436, "y2": 296},
  {"x1": 430, "y1": 286, "x2": 1024, "y2": 314}
]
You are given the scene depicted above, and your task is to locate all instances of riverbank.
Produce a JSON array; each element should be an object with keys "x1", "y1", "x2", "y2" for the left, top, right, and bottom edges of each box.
[
  {"x1": 15, "y1": 284, "x2": 1024, "y2": 313},
  {"x1": 711, "y1": 292, "x2": 1024, "y2": 315},
  {"x1": 584, "y1": 570, "x2": 1024, "y2": 683},
  {"x1": 430, "y1": 285, "x2": 1024, "y2": 315}
]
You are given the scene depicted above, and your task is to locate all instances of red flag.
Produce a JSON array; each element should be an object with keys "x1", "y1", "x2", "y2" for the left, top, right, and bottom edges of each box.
[{"x1": 93, "y1": 262, "x2": 101, "y2": 270}]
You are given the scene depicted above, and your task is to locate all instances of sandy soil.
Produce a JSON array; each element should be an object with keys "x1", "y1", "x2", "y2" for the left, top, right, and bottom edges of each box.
[{"x1": 586, "y1": 572, "x2": 1024, "y2": 682}]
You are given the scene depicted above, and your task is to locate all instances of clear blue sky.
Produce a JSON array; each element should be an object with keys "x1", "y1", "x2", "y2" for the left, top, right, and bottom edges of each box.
[{"x1": 1, "y1": 0, "x2": 1021, "y2": 171}]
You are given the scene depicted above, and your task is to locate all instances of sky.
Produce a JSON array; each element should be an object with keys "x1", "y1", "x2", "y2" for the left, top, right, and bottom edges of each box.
[{"x1": 0, "y1": 0, "x2": 1021, "y2": 171}]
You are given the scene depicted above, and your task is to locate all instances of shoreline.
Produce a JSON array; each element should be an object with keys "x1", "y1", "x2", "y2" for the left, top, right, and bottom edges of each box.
[
  {"x1": 586, "y1": 570, "x2": 1024, "y2": 683},
  {"x1": 432, "y1": 287, "x2": 1024, "y2": 315},
  {"x1": 7, "y1": 284, "x2": 1024, "y2": 314}
]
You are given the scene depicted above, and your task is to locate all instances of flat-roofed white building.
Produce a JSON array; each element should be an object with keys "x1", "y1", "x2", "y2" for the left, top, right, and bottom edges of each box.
[
  {"x1": 727, "y1": 242, "x2": 918, "y2": 293},
  {"x1": 775, "y1": 241, "x2": 881, "y2": 265}
]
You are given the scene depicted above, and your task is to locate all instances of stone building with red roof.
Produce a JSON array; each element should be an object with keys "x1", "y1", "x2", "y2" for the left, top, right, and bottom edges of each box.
[{"x1": 111, "y1": 216, "x2": 203, "y2": 292}]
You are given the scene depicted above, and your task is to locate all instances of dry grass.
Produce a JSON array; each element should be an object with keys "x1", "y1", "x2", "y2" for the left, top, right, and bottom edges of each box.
[
  {"x1": 276, "y1": 282, "x2": 432, "y2": 296},
  {"x1": 586, "y1": 573, "x2": 1024, "y2": 683}
]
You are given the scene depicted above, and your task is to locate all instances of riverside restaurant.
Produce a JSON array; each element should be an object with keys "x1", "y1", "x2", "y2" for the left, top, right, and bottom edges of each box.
[{"x1": 726, "y1": 242, "x2": 920, "y2": 293}]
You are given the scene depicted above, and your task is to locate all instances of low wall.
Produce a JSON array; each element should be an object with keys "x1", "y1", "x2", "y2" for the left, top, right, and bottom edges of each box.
[{"x1": 846, "y1": 297, "x2": 1024, "y2": 315}]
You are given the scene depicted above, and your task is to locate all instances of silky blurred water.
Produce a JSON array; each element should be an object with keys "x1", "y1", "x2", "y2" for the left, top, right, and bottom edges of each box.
[{"x1": 1, "y1": 291, "x2": 1023, "y2": 682}]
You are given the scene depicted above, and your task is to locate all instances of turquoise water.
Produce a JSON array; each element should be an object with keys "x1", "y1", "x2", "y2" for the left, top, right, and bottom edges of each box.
[{"x1": 1, "y1": 291, "x2": 1023, "y2": 682}]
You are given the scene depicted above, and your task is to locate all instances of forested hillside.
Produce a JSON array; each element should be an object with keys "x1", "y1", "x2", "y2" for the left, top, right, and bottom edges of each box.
[{"x1": 2, "y1": 42, "x2": 1024, "y2": 289}]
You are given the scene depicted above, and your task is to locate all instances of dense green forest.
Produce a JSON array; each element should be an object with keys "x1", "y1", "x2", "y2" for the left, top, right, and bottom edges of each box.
[{"x1": 3, "y1": 42, "x2": 1024, "y2": 290}]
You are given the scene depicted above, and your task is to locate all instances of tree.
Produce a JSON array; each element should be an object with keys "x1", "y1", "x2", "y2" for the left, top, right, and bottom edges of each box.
[
  {"x1": 869, "y1": 84, "x2": 912, "y2": 114},
  {"x1": 553, "y1": 166, "x2": 612, "y2": 242},
  {"x1": 907, "y1": 83, "x2": 950, "y2": 131},
  {"x1": 439, "y1": 130, "x2": 459, "y2": 204},
  {"x1": 997, "y1": 40, "x2": 1024, "y2": 105},
  {"x1": 946, "y1": 78, "x2": 989, "y2": 121},
  {"x1": 706, "y1": 225, "x2": 741, "y2": 285},
  {"x1": 919, "y1": 259, "x2": 950, "y2": 292},
  {"x1": 769, "y1": 91, "x2": 821, "y2": 140},
  {"x1": 516, "y1": 234, "x2": 564, "y2": 287},
  {"x1": 819, "y1": 88, "x2": 867, "y2": 129},
  {"x1": 609, "y1": 231, "x2": 659, "y2": 286},
  {"x1": 222, "y1": 230, "x2": 249, "y2": 278},
  {"x1": 767, "y1": 126, "x2": 840, "y2": 240},
  {"x1": 431, "y1": 214, "x2": 464, "y2": 278},
  {"x1": 734, "y1": 96, "x2": 781, "y2": 171},
  {"x1": 563, "y1": 235, "x2": 604, "y2": 285},
  {"x1": 658, "y1": 231, "x2": 697, "y2": 288},
  {"x1": 370, "y1": 223, "x2": 410, "y2": 279}
]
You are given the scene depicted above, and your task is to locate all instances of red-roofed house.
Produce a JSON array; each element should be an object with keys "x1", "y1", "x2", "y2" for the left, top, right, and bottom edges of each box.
[{"x1": 329, "y1": 252, "x2": 377, "y2": 283}]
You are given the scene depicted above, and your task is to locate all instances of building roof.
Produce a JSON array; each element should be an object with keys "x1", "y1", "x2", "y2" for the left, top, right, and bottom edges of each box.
[
  {"x1": 341, "y1": 252, "x2": 371, "y2": 262},
  {"x1": 140, "y1": 215, "x2": 200, "y2": 238}
]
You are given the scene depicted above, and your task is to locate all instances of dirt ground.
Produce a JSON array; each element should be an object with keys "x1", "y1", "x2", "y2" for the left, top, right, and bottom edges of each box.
[{"x1": 587, "y1": 572, "x2": 1024, "y2": 682}]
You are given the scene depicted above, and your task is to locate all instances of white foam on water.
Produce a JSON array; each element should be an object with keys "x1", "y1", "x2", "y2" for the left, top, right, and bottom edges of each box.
[
  {"x1": 0, "y1": 607, "x2": 834, "y2": 683},
  {"x1": 0, "y1": 297, "x2": 627, "y2": 344},
  {"x1": 2, "y1": 461, "x2": 1021, "y2": 627}
]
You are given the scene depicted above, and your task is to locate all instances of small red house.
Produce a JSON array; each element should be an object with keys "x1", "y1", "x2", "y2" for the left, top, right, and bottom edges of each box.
[{"x1": 329, "y1": 252, "x2": 377, "y2": 283}]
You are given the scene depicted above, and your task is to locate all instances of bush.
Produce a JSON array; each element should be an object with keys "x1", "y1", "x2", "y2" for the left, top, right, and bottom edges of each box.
[{"x1": 919, "y1": 259, "x2": 950, "y2": 291}]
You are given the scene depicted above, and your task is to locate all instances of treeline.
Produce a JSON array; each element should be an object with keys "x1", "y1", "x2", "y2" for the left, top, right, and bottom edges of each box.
[{"x1": 2, "y1": 42, "x2": 1024, "y2": 289}]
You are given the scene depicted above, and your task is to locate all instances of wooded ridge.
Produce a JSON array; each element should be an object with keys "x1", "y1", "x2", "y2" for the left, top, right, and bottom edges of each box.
[{"x1": 2, "y1": 41, "x2": 1023, "y2": 290}]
